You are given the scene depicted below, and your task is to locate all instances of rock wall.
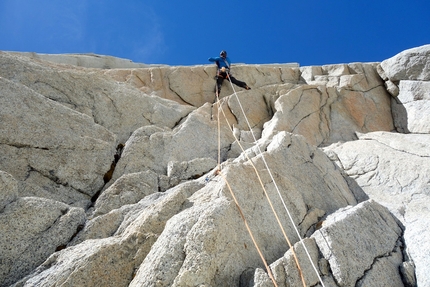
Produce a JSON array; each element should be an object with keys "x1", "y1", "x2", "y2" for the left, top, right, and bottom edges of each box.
[{"x1": 0, "y1": 45, "x2": 429, "y2": 286}]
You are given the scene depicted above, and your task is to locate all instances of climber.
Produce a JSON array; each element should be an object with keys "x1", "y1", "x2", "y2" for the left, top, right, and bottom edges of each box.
[{"x1": 208, "y1": 50, "x2": 250, "y2": 98}]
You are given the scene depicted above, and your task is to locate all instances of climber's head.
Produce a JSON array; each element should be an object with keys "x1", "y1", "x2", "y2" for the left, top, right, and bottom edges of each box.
[{"x1": 220, "y1": 50, "x2": 227, "y2": 58}]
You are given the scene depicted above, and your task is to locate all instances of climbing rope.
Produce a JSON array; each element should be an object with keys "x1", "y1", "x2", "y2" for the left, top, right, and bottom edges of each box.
[
  {"x1": 215, "y1": 97, "x2": 305, "y2": 287},
  {"x1": 216, "y1": 86, "x2": 222, "y2": 170},
  {"x1": 219, "y1": 75, "x2": 327, "y2": 287},
  {"x1": 218, "y1": 170, "x2": 279, "y2": 287},
  {"x1": 216, "y1": 89, "x2": 279, "y2": 286}
]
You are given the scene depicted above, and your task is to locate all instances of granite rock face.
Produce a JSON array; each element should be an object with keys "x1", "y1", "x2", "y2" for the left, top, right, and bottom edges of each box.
[
  {"x1": 0, "y1": 175, "x2": 86, "y2": 287},
  {"x1": 251, "y1": 200, "x2": 404, "y2": 287},
  {"x1": 0, "y1": 46, "x2": 429, "y2": 286},
  {"x1": 378, "y1": 44, "x2": 430, "y2": 134}
]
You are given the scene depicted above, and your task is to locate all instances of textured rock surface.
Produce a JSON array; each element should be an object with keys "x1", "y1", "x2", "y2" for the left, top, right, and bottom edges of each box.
[
  {"x1": 0, "y1": 195, "x2": 86, "y2": 287},
  {"x1": 263, "y1": 62, "x2": 394, "y2": 146},
  {"x1": 324, "y1": 131, "x2": 430, "y2": 286},
  {"x1": 128, "y1": 132, "x2": 356, "y2": 287},
  {"x1": 313, "y1": 200, "x2": 404, "y2": 287},
  {"x1": 93, "y1": 170, "x2": 159, "y2": 217},
  {"x1": 0, "y1": 171, "x2": 18, "y2": 211},
  {"x1": 0, "y1": 52, "x2": 195, "y2": 143},
  {"x1": 1, "y1": 46, "x2": 429, "y2": 286},
  {"x1": 380, "y1": 44, "x2": 430, "y2": 81},
  {"x1": 0, "y1": 77, "x2": 116, "y2": 208},
  {"x1": 252, "y1": 200, "x2": 404, "y2": 287},
  {"x1": 378, "y1": 44, "x2": 430, "y2": 134}
]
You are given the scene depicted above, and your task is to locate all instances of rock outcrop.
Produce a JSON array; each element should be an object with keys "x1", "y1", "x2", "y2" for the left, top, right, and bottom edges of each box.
[
  {"x1": 377, "y1": 44, "x2": 430, "y2": 134},
  {"x1": 0, "y1": 45, "x2": 429, "y2": 287}
]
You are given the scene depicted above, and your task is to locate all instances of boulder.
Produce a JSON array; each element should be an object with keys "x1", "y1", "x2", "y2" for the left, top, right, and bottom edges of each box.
[
  {"x1": 313, "y1": 200, "x2": 404, "y2": 287},
  {"x1": 251, "y1": 200, "x2": 405, "y2": 287},
  {"x1": 379, "y1": 44, "x2": 430, "y2": 82},
  {"x1": 12, "y1": 233, "x2": 157, "y2": 287},
  {"x1": 377, "y1": 45, "x2": 430, "y2": 134}
]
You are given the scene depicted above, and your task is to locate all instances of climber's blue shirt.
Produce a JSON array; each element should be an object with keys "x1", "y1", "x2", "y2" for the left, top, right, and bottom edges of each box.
[{"x1": 208, "y1": 56, "x2": 231, "y2": 69}]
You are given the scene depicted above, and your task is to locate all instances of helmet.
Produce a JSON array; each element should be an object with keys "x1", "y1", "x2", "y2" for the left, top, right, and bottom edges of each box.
[{"x1": 220, "y1": 50, "x2": 227, "y2": 58}]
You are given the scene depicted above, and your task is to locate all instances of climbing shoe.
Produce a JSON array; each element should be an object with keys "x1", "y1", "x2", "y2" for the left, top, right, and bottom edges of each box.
[{"x1": 245, "y1": 86, "x2": 251, "y2": 90}]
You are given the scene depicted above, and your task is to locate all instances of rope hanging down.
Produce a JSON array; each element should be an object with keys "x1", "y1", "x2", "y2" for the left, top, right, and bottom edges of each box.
[
  {"x1": 215, "y1": 91, "x2": 278, "y2": 286},
  {"x1": 216, "y1": 75, "x2": 327, "y2": 287},
  {"x1": 215, "y1": 96, "x2": 305, "y2": 287}
]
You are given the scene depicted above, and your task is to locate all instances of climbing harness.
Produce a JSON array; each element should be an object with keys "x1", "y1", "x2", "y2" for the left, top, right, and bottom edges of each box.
[{"x1": 212, "y1": 74, "x2": 327, "y2": 287}]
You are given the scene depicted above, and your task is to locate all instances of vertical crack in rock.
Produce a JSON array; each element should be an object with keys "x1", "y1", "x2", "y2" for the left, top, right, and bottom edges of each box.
[
  {"x1": 91, "y1": 143, "x2": 125, "y2": 205},
  {"x1": 290, "y1": 88, "x2": 324, "y2": 134}
]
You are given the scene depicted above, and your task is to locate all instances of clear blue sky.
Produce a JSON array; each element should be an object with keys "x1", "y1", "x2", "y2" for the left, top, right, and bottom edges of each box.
[{"x1": 1, "y1": 1, "x2": 429, "y2": 66}]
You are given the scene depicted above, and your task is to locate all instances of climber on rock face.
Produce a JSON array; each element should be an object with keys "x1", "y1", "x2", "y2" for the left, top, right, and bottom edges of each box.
[{"x1": 208, "y1": 50, "x2": 250, "y2": 98}]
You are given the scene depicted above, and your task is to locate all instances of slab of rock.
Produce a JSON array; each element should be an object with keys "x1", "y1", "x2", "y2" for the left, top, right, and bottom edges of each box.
[
  {"x1": 167, "y1": 157, "x2": 217, "y2": 181},
  {"x1": 0, "y1": 52, "x2": 195, "y2": 143},
  {"x1": 313, "y1": 200, "x2": 404, "y2": 287},
  {"x1": 324, "y1": 131, "x2": 430, "y2": 221},
  {"x1": 403, "y1": 194, "x2": 430, "y2": 287},
  {"x1": 0, "y1": 77, "x2": 116, "y2": 207},
  {"x1": 14, "y1": 181, "x2": 204, "y2": 287},
  {"x1": 69, "y1": 192, "x2": 166, "y2": 246},
  {"x1": 324, "y1": 131, "x2": 430, "y2": 286},
  {"x1": 93, "y1": 170, "x2": 159, "y2": 217},
  {"x1": 0, "y1": 196, "x2": 85, "y2": 287},
  {"x1": 11, "y1": 52, "x2": 151, "y2": 69}
]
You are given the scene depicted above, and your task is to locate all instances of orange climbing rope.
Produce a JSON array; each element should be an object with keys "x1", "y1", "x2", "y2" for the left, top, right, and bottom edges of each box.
[
  {"x1": 215, "y1": 89, "x2": 280, "y2": 286},
  {"x1": 212, "y1": 74, "x2": 327, "y2": 287},
  {"x1": 215, "y1": 97, "x2": 306, "y2": 287}
]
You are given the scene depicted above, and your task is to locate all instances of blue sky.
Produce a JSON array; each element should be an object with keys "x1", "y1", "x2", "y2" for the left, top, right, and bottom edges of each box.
[{"x1": 0, "y1": 1, "x2": 429, "y2": 66}]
